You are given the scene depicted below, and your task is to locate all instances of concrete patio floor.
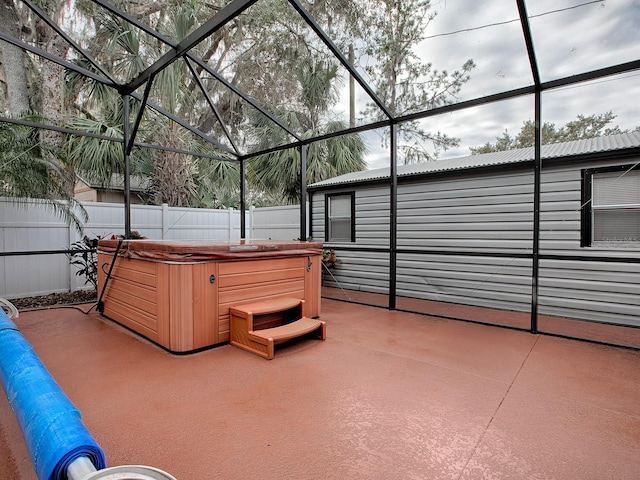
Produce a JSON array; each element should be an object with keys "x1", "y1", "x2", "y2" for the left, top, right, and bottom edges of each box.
[{"x1": 1, "y1": 299, "x2": 639, "y2": 479}]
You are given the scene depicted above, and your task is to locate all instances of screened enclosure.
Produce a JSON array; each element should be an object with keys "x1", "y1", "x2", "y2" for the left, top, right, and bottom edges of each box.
[{"x1": 0, "y1": 0, "x2": 638, "y2": 346}]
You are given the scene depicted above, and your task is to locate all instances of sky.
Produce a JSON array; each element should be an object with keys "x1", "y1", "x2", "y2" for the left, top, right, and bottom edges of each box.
[
  {"x1": 335, "y1": 0, "x2": 640, "y2": 170},
  {"x1": 49, "y1": 0, "x2": 639, "y2": 170}
]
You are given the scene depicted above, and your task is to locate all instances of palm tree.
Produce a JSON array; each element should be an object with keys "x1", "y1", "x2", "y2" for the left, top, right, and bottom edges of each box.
[
  {"x1": 248, "y1": 59, "x2": 366, "y2": 204},
  {"x1": 65, "y1": 77, "x2": 241, "y2": 208},
  {"x1": 0, "y1": 118, "x2": 87, "y2": 231},
  {"x1": 64, "y1": 1, "x2": 365, "y2": 207},
  {"x1": 64, "y1": 1, "x2": 240, "y2": 207}
]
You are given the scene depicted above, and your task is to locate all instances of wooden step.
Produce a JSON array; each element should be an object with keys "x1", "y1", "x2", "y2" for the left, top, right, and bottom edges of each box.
[
  {"x1": 230, "y1": 297, "x2": 326, "y2": 359},
  {"x1": 251, "y1": 317, "x2": 326, "y2": 343},
  {"x1": 230, "y1": 296, "x2": 304, "y2": 317}
]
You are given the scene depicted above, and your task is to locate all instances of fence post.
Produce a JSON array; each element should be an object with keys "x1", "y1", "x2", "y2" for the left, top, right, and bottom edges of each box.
[
  {"x1": 249, "y1": 206, "x2": 255, "y2": 240},
  {"x1": 162, "y1": 203, "x2": 169, "y2": 239},
  {"x1": 67, "y1": 210, "x2": 73, "y2": 292},
  {"x1": 67, "y1": 202, "x2": 83, "y2": 292}
]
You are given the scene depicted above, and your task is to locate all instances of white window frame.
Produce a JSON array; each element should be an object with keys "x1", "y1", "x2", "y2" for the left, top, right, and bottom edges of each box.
[
  {"x1": 325, "y1": 192, "x2": 355, "y2": 243},
  {"x1": 584, "y1": 166, "x2": 640, "y2": 248}
]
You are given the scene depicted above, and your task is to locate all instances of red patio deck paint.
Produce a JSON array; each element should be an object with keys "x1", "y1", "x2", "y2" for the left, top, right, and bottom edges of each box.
[{"x1": 1, "y1": 299, "x2": 639, "y2": 479}]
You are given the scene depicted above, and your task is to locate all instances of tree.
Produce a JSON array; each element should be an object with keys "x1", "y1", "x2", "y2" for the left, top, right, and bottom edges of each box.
[
  {"x1": 0, "y1": 119, "x2": 87, "y2": 231},
  {"x1": 66, "y1": 0, "x2": 242, "y2": 207},
  {"x1": 0, "y1": 0, "x2": 31, "y2": 115},
  {"x1": 66, "y1": 0, "x2": 367, "y2": 207},
  {"x1": 470, "y1": 112, "x2": 636, "y2": 154},
  {"x1": 2, "y1": 0, "x2": 368, "y2": 208},
  {"x1": 248, "y1": 59, "x2": 366, "y2": 204},
  {"x1": 0, "y1": 0, "x2": 86, "y2": 231},
  {"x1": 0, "y1": 1, "x2": 86, "y2": 233},
  {"x1": 359, "y1": 0, "x2": 475, "y2": 164}
]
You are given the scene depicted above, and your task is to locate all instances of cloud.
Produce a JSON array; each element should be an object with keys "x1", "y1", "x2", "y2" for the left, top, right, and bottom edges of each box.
[
  {"x1": 529, "y1": 0, "x2": 639, "y2": 80},
  {"x1": 357, "y1": 0, "x2": 639, "y2": 169},
  {"x1": 326, "y1": 0, "x2": 638, "y2": 170}
]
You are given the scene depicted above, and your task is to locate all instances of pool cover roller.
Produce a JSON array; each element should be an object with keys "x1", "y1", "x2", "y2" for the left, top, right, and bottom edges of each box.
[{"x1": 0, "y1": 309, "x2": 106, "y2": 480}]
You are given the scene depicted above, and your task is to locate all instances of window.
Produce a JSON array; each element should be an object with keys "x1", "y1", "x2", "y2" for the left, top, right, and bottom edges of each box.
[
  {"x1": 582, "y1": 165, "x2": 640, "y2": 247},
  {"x1": 325, "y1": 192, "x2": 355, "y2": 242}
]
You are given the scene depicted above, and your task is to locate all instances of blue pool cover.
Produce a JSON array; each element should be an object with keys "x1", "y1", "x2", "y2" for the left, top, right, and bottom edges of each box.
[{"x1": 0, "y1": 310, "x2": 106, "y2": 479}]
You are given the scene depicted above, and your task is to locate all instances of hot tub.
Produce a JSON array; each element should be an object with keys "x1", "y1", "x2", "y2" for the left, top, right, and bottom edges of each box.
[{"x1": 97, "y1": 239, "x2": 323, "y2": 353}]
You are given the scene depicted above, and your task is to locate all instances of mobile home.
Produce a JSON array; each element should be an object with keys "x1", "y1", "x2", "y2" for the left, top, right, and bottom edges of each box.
[{"x1": 309, "y1": 132, "x2": 640, "y2": 348}]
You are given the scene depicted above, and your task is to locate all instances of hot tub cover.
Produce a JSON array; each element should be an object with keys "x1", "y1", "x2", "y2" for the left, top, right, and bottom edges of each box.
[{"x1": 98, "y1": 239, "x2": 323, "y2": 262}]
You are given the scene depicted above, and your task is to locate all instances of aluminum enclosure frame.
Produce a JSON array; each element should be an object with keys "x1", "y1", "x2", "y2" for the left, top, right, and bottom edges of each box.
[{"x1": 1, "y1": 0, "x2": 639, "y2": 333}]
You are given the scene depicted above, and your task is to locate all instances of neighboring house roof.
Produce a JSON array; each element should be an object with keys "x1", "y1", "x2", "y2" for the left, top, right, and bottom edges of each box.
[
  {"x1": 75, "y1": 173, "x2": 150, "y2": 192},
  {"x1": 309, "y1": 131, "x2": 640, "y2": 189}
]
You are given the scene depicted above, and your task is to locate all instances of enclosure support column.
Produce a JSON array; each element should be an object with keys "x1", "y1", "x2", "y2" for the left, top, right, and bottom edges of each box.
[
  {"x1": 517, "y1": 0, "x2": 541, "y2": 333},
  {"x1": 389, "y1": 123, "x2": 398, "y2": 310},
  {"x1": 530, "y1": 91, "x2": 542, "y2": 334},
  {"x1": 122, "y1": 94, "x2": 132, "y2": 239},
  {"x1": 299, "y1": 144, "x2": 308, "y2": 241},
  {"x1": 240, "y1": 158, "x2": 246, "y2": 239}
]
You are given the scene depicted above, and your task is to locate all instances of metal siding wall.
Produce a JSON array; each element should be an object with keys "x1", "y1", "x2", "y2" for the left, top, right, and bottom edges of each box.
[
  {"x1": 356, "y1": 188, "x2": 391, "y2": 247},
  {"x1": 396, "y1": 253, "x2": 532, "y2": 312},
  {"x1": 538, "y1": 168, "x2": 582, "y2": 251},
  {"x1": 313, "y1": 176, "x2": 535, "y2": 310},
  {"x1": 314, "y1": 187, "x2": 391, "y2": 294},
  {"x1": 539, "y1": 259, "x2": 640, "y2": 326},
  {"x1": 538, "y1": 160, "x2": 640, "y2": 326},
  {"x1": 310, "y1": 193, "x2": 326, "y2": 241},
  {"x1": 321, "y1": 249, "x2": 390, "y2": 294},
  {"x1": 395, "y1": 171, "x2": 535, "y2": 312},
  {"x1": 397, "y1": 172, "x2": 534, "y2": 253},
  {"x1": 315, "y1": 160, "x2": 640, "y2": 328}
]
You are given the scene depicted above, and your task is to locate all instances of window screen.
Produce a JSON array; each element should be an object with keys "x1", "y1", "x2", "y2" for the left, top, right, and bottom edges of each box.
[
  {"x1": 327, "y1": 193, "x2": 354, "y2": 242},
  {"x1": 591, "y1": 170, "x2": 640, "y2": 244}
]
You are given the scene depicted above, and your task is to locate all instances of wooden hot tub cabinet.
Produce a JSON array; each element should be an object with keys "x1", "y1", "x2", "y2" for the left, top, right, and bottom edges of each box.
[{"x1": 96, "y1": 239, "x2": 323, "y2": 353}]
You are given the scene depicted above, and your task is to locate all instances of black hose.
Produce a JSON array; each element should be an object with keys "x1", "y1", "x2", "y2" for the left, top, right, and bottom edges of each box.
[{"x1": 96, "y1": 239, "x2": 123, "y2": 313}]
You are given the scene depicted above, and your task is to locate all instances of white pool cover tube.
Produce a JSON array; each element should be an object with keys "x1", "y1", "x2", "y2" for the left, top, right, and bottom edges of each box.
[{"x1": 0, "y1": 309, "x2": 106, "y2": 479}]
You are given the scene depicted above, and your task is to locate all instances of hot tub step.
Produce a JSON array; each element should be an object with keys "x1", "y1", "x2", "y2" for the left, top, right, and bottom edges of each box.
[
  {"x1": 252, "y1": 317, "x2": 326, "y2": 343},
  {"x1": 230, "y1": 297, "x2": 326, "y2": 359}
]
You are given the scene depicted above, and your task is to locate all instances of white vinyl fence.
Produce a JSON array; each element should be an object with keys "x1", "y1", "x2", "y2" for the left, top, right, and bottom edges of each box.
[
  {"x1": 248, "y1": 205, "x2": 306, "y2": 241},
  {"x1": 0, "y1": 198, "x2": 304, "y2": 299}
]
